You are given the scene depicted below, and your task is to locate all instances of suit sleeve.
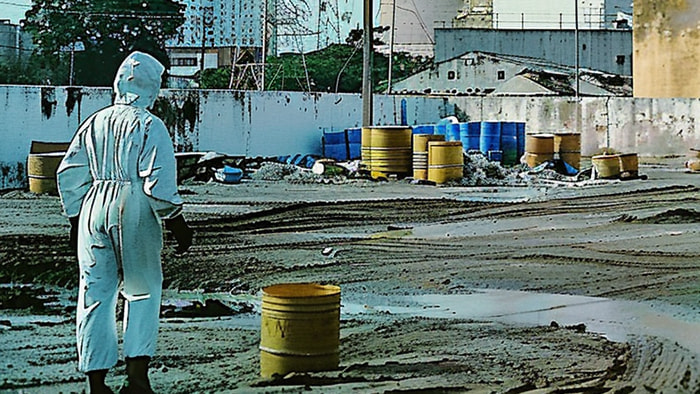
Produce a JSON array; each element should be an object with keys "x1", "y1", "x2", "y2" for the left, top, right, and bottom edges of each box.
[
  {"x1": 56, "y1": 121, "x2": 93, "y2": 218},
  {"x1": 138, "y1": 114, "x2": 183, "y2": 219}
]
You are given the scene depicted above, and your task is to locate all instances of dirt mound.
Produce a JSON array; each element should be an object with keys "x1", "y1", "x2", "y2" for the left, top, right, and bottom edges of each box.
[{"x1": 635, "y1": 208, "x2": 700, "y2": 224}]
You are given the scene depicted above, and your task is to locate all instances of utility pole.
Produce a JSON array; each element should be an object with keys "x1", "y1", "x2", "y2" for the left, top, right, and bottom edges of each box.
[
  {"x1": 574, "y1": 0, "x2": 580, "y2": 100},
  {"x1": 362, "y1": 0, "x2": 373, "y2": 126},
  {"x1": 387, "y1": 0, "x2": 396, "y2": 94}
]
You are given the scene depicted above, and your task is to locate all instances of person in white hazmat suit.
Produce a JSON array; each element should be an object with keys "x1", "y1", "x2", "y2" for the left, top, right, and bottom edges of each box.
[{"x1": 57, "y1": 51, "x2": 193, "y2": 394}]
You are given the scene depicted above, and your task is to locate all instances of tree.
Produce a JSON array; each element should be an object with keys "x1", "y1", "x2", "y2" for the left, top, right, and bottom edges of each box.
[
  {"x1": 23, "y1": 0, "x2": 184, "y2": 86},
  {"x1": 263, "y1": 43, "x2": 431, "y2": 93}
]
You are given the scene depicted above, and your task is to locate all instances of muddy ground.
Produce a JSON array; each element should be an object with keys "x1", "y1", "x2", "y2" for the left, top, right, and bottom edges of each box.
[{"x1": 1, "y1": 158, "x2": 699, "y2": 393}]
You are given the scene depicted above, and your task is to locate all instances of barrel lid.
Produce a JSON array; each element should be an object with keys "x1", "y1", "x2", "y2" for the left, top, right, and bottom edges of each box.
[
  {"x1": 528, "y1": 133, "x2": 555, "y2": 138},
  {"x1": 428, "y1": 141, "x2": 462, "y2": 147},
  {"x1": 592, "y1": 154, "x2": 620, "y2": 159},
  {"x1": 364, "y1": 125, "x2": 411, "y2": 130},
  {"x1": 263, "y1": 283, "x2": 340, "y2": 298},
  {"x1": 29, "y1": 151, "x2": 66, "y2": 157}
]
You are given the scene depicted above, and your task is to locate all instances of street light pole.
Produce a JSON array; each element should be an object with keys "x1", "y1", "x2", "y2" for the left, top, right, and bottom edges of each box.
[{"x1": 362, "y1": 0, "x2": 373, "y2": 126}]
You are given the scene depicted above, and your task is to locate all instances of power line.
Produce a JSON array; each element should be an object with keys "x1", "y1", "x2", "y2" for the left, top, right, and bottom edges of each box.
[{"x1": 0, "y1": 1, "x2": 31, "y2": 7}]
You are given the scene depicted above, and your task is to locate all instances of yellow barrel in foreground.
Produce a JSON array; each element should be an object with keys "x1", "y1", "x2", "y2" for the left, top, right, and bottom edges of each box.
[
  {"x1": 428, "y1": 141, "x2": 463, "y2": 184},
  {"x1": 260, "y1": 283, "x2": 341, "y2": 378}
]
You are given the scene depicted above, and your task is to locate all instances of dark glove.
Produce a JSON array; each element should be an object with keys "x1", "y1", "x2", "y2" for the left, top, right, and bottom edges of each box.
[
  {"x1": 164, "y1": 214, "x2": 193, "y2": 254},
  {"x1": 69, "y1": 216, "x2": 79, "y2": 252}
]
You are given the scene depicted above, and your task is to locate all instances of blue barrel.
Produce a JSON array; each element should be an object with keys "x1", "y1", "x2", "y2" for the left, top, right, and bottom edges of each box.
[
  {"x1": 479, "y1": 121, "x2": 501, "y2": 153},
  {"x1": 412, "y1": 124, "x2": 435, "y2": 135},
  {"x1": 347, "y1": 127, "x2": 361, "y2": 144},
  {"x1": 435, "y1": 123, "x2": 447, "y2": 137},
  {"x1": 500, "y1": 122, "x2": 518, "y2": 166},
  {"x1": 459, "y1": 122, "x2": 481, "y2": 152},
  {"x1": 446, "y1": 123, "x2": 460, "y2": 142},
  {"x1": 487, "y1": 150, "x2": 503, "y2": 163},
  {"x1": 323, "y1": 131, "x2": 346, "y2": 145},
  {"x1": 516, "y1": 122, "x2": 526, "y2": 160},
  {"x1": 349, "y1": 143, "x2": 361, "y2": 160}
]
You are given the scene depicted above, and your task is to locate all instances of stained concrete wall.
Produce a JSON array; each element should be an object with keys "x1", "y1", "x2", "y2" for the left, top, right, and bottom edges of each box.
[
  {"x1": 633, "y1": 1, "x2": 700, "y2": 98},
  {"x1": 2, "y1": 85, "x2": 700, "y2": 189}
]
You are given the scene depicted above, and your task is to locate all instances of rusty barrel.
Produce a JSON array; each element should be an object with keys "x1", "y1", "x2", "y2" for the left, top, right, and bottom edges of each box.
[
  {"x1": 413, "y1": 134, "x2": 445, "y2": 180},
  {"x1": 27, "y1": 152, "x2": 65, "y2": 195},
  {"x1": 554, "y1": 133, "x2": 581, "y2": 170},
  {"x1": 260, "y1": 283, "x2": 341, "y2": 378},
  {"x1": 592, "y1": 154, "x2": 620, "y2": 179},
  {"x1": 618, "y1": 153, "x2": 638, "y2": 178},
  {"x1": 524, "y1": 134, "x2": 554, "y2": 168},
  {"x1": 428, "y1": 141, "x2": 463, "y2": 184}
]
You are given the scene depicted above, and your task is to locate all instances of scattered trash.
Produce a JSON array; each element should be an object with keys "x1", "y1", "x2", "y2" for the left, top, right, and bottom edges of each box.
[
  {"x1": 161, "y1": 298, "x2": 253, "y2": 318},
  {"x1": 214, "y1": 165, "x2": 243, "y2": 184}
]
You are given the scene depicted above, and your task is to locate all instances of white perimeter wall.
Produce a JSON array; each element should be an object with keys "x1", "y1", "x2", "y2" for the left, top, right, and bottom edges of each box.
[{"x1": 1, "y1": 85, "x2": 699, "y2": 189}]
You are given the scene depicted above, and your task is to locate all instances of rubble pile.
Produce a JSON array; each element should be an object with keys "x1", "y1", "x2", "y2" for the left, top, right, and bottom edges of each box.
[
  {"x1": 249, "y1": 162, "x2": 326, "y2": 184},
  {"x1": 456, "y1": 153, "x2": 524, "y2": 186}
]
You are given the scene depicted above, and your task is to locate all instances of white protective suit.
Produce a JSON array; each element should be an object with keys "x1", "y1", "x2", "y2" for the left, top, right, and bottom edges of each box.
[{"x1": 57, "y1": 51, "x2": 182, "y2": 373}]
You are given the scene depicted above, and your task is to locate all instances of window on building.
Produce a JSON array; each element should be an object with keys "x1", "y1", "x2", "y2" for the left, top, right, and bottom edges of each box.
[
  {"x1": 447, "y1": 70, "x2": 456, "y2": 80},
  {"x1": 616, "y1": 55, "x2": 626, "y2": 65},
  {"x1": 173, "y1": 57, "x2": 198, "y2": 67},
  {"x1": 497, "y1": 70, "x2": 505, "y2": 80}
]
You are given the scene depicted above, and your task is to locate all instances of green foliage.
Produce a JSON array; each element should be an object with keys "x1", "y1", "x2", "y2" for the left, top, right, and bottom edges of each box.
[
  {"x1": 263, "y1": 43, "x2": 431, "y2": 93},
  {"x1": 23, "y1": 0, "x2": 185, "y2": 86},
  {"x1": 0, "y1": 54, "x2": 69, "y2": 85},
  {"x1": 198, "y1": 68, "x2": 232, "y2": 89}
]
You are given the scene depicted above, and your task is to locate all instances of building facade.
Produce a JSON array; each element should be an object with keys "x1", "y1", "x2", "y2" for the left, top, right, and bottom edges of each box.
[
  {"x1": 0, "y1": 19, "x2": 33, "y2": 64},
  {"x1": 434, "y1": 28, "x2": 632, "y2": 76}
]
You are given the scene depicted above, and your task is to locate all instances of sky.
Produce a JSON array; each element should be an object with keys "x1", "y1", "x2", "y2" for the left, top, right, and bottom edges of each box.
[{"x1": 0, "y1": 0, "x2": 32, "y2": 24}]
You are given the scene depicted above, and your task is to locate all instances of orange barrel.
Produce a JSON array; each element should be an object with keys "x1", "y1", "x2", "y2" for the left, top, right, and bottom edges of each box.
[
  {"x1": 363, "y1": 126, "x2": 412, "y2": 178},
  {"x1": 524, "y1": 134, "x2": 554, "y2": 168},
  {"x1": 428, "y1": 141, "x2": 463, "y2": 184},
  {"x1": 554, "y1": 133, "x2": 581, "y2": 170},
  {"x1": 618, "y1": 153, "x2": 638, "y2": 178},
  {"x1": 27, "y1": 152, "x2": 65, "y2": 195},
  {"x1": 260, "y1": 283, "x2": 341, "y2": 378},
  {"x1": 592, "y1": 154, "x2": 620, "y2": 179},
  {"x1": 413, "y1": 134, "x2": 445, "y2": 180}
]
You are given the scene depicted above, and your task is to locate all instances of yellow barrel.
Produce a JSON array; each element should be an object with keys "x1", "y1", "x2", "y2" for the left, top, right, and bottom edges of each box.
[
  {"x1": 618, "y1": 153, "x2": 638, "y2": 178},
  {"x1": 554, "y1": 133, "x2": 581, "y2": 169},
  {"x1": 523, "y1": 152, "x2": 554, "y2": 168},
  {"x1": 412, "y1": 134, "x2": 445, "y2": 180},
  {"x1": 362, "y1": 126, "x2": 412, "y2": 178},
  {"x1": 592, "y1": 154, "x2": 620, "y2": 179},
  {"x1": 260, "y1": 283, "x2": 341, "y2": 378},
  {"x1": 428, "y1": 141, "x2": 463, "y2": 184},
  {"x1": 526, "y1": 134, "x2": 555, "y2": 154},
  {"x1": 360, "y1": 128, "x2": 372, "y2": 171},
  {"x1": 27, "y1": 152, "x2": 65, "y2": 195}
]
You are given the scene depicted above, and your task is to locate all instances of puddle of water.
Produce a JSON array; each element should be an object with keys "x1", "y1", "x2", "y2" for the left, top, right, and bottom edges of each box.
[{"x1": 343, "y1": 289, "x2": 700, "y2": 355}]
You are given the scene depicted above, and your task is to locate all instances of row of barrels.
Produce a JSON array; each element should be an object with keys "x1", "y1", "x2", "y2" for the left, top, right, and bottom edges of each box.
[
  {"x1": 360, "y1": 126, "x2": 463, "y2": 183},
  {"x1": 415, "y1": 121, "x2": 526, "y2": 166}
]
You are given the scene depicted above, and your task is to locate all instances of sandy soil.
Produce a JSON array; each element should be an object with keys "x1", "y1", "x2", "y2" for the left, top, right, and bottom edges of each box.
[{"x1": 1, "y1": 158, "x2": 699, "y2": 393}]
